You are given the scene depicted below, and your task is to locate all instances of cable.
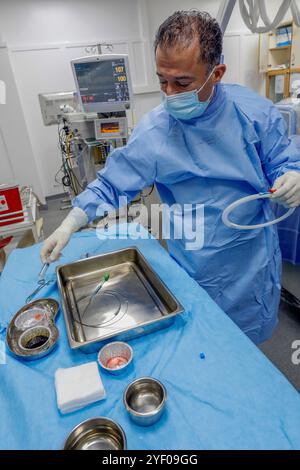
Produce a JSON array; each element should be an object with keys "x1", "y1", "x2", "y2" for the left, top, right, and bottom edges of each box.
[
  {"x1": 65, "y1": 132, "x2": 76, "y2": 191},
  {"x1": 239, "y1": 0, "x2": 292, "y2": 33},
  {"x1": 65, "y1": 156, "x2": 84, "y2": 192},
  {"x1": 56, "y1": 121, "x2": 82, "y2": 194},
  {"x1": 291, "y1": 0, "x2": 300, "y2": 26},
  {"x1": 142, "y1": 185, "x2": 155, "y2": 198},
  {"x1": 57, "y1": 120, "x2": 86, "y2": 194}
]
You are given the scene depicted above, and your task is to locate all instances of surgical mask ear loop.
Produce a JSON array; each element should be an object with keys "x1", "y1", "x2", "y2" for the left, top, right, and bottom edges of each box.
[
  {"x1": 165, "y1": 66, "x2": 216, "y2": 101},
  {"x1": 222, "y1": 192, "x2": 296, "y2": 230},
  {"x1": 195, "y1": 66, "x2": 216, "y2": 95}
]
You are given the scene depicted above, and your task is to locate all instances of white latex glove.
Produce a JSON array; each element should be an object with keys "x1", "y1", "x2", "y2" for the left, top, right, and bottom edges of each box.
[
  {"x1": 40, "y1": 207, "x2": 88, "y2": 263},
  {"x1": 271, "y1": 171, "x2": 300, "y2": 208}
]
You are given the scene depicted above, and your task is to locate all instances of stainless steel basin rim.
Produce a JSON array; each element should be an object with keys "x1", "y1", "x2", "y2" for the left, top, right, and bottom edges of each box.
[
  {"x1": 123, "y1": 377, "x2": 167, "y2": 416},
  {"x1": 63, "y1": 417, "x2": 127, "y2": 450}
]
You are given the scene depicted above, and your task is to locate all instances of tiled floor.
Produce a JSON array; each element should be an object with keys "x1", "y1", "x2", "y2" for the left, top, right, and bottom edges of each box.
[{"x1": 41, "y1": 196, "x2": 300, "y2": 392}]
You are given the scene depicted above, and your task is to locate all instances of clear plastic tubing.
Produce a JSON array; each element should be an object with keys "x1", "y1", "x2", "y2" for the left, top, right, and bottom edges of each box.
[{"x1": 222, "y1": 192, "x2": 296, "y2": 230}]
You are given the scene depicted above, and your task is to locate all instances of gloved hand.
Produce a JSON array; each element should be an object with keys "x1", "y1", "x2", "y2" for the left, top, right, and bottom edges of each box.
[
  {"x1": 40, "y1": 207, "x2": 88, "y2": 263},
  {"x1": 271, "y1": 171, "x2": 300, "y2": 208}
]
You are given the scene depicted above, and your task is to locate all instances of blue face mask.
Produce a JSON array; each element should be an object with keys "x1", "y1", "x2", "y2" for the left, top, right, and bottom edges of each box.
[{"x1": 162, "y1": 67, "x2": 216, "y2": 120}]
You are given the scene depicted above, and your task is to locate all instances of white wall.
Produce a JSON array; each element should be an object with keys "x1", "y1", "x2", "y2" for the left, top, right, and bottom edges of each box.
[
  {"x1": 145, "y1": 0, "x2": 295, "y2": 35},
  {"x1": 0, "y1": 43, "x2": 43, "y2": 198},
  {"x1": 145, "y1": 0, "x2": 264, "y2": 92},
  {"x1": 0, "y1": 0, "x2": 276, "y2": 200},
  {"x1": 0, "y1": 0, "x2": 141, "y2": 45},
  {"x1": 0, "y1": 0, "x2": 153, "y2": 200},
  {"x1": 146, "y1": 0, "x2": 219, "y2": 38}
]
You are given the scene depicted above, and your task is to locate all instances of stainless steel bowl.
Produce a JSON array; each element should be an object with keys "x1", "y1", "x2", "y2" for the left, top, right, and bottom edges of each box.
[
  {"x1": 18, "y1": 326, "x2": 51, "y2": 351},
  {"x1": 123, "y1": 377, "x2": 167, "y2": 426},
  {"x1": 6, "y1": 298, "x2": 59, "y2": 360},
  {"x1": 98, "y1": 341, "x2": 133, "y2": 375},
  {"x1": 64, "y1": 417, "x2": 127, "y2": 450}
]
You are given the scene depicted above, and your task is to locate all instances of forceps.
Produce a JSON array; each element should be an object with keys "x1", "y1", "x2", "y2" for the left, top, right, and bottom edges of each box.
[{"x1": 26, "y1": 263, "x2": 51, "y2": 303}]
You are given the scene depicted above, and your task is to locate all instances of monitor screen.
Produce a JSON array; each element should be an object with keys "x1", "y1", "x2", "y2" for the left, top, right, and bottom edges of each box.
[
  {"x1": 74, "y1": 58, "x2": 130, "y2": 107},
  {"x1": 100, "y1": 121, "x2": 120, "y2": 133}
]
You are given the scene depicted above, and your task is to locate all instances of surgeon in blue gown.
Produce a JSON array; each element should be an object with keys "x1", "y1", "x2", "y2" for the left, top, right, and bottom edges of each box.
[{"x1": 41, "y1": 11, "x2": 300, "y2": 344}]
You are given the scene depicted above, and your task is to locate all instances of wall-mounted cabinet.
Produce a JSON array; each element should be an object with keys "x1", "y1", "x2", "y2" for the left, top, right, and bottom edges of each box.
[
  {"x1": 259, "y1": 21, "x2": 300, "y2": 102},
  {"x1": 291, "y1": 22, "x2": 300, "y2": 68}
]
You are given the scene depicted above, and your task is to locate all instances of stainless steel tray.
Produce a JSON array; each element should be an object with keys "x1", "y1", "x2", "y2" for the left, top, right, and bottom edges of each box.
[{"x1": 57, "y1": 247, "x2": 184, "y2": 352}]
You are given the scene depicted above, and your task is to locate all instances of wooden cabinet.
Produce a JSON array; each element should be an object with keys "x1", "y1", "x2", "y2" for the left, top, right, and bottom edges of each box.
[
  {"x1": 291, "y1": 23, "x2": 300, "y2": 68},
  {"x1": 265, "y1": 70, "x2": 290, "y2": 102},
  {"x1": 259, "y1": 21, "x2": 300, "y2": 102}
]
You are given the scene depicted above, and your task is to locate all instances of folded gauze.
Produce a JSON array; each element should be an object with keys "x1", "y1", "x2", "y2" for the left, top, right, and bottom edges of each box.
[{"x1": 55, "y1": 362, "x2": 106, "y2": 414}]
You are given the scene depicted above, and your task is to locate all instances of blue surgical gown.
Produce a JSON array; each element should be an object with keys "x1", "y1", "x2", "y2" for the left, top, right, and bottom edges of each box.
[
  {"x1": 73, "y1": 84, "x2": 300, "y2": 344},
  {"x1": 273, "y1": 136, "x2": 300, "y2": 265}
]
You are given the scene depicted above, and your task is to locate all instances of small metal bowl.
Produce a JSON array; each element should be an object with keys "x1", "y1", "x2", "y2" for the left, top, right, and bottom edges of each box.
[
  {"x1": 98, "y1": 342, "x2": 133, "y2": 375},
  {"x1": 6, "y1": 298, "x2": 59, "y2": 360},
  {"x1": 64, "y1": 417, "x2": 127, "y2": 450},
  {"x1": 18, "y1": 325, "x2": 51, "y2": 351},
  {"x1": 123, "y1": 377, "x2": 167, "y2": 426}
]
